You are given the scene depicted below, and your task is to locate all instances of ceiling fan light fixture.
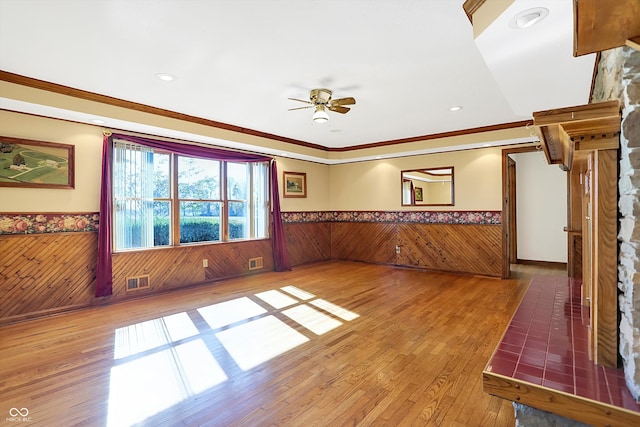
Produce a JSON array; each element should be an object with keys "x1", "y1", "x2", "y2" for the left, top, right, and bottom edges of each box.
[{"x1": 313, "y1": 105, "x2": 329, "y2": 123}]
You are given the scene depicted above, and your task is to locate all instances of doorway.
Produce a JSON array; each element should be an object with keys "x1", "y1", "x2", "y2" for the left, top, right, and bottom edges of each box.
[{"x1": 502, "y1": 146, "x2": 568, "y2": 278}]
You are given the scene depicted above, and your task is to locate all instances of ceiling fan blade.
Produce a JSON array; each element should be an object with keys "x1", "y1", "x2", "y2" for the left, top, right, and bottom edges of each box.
[
  {"x1": 330, "y1": 97, "x2": 356, "y2": 106},
  {"x1": 288, "y1": 105, "x2": 314, "y2": 111},
  {"x1": 328, "y1": 105, "x2": 350, "y2": 114},
  {"x1": 288, "y1": 97, "x2": 313, "y2": 104}
]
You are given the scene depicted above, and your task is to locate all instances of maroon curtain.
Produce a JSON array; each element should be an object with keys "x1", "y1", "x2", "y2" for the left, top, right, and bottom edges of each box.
[
  {"x1": 109, "y1": 133, "x2": 270, "y2": 162},
  {"x1": 410, "y1": 180, "x2": 415, "y2": 204},
  {"x1": 95, "y1": 133, "x2": 291, "y2": 297},
  {"x1": 96, "y1": 134, "x2": 113, "y2": 297},
  {"x1": 270, "y1": 161, "x2": 291, "y2": 271}
]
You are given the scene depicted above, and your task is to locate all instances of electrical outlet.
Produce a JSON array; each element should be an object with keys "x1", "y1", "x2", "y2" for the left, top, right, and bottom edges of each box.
[
  {"x1": 202, "y1": 259, "x2": 208, "y2": 268},
  {"x1": 395, "y1": 245, "x2": 401, "y2": 254}
]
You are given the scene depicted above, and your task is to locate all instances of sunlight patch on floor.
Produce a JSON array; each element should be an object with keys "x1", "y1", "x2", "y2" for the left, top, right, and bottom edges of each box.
[
  {"x1": 281, "y1": 285, "x2": 315, "y2": 300},
  {"x1": 282, "y1": 304, "x2": 342, "y2": 335},
  {"x1": 197, "y1": 296, "x2": 267, "y2": 329},
  {"x1": 114, "y1": 312, "x2": 199, "y2": 359},
  {"x1": 108, "y1": 286, "x2": 359, "y2": 425},
  {"x1": 310, "y1": 298, "x2": 360, "y2": 321},
  {"x1": 107, "y1": 339, "x2": 226, "y2": 427},
  {"x1": 254, "y1": 289, "x2": 298, "y2": 309},
  {"x1": 215, "y1": 315, "x2": 310, "y2": 370}
]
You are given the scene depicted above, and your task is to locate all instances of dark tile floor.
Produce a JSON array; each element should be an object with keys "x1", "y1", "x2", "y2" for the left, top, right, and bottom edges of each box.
[{"x1": 486, "y1": 275, "x2": 640, "y2": 411}]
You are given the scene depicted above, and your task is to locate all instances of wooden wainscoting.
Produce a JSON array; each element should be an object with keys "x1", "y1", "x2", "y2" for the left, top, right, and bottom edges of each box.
[
  {"x1": 397, "y1": 223, "x2": 503, "y2": 277},
  {"x1": 329, "y1": 221, "x2": 503, "y2": 277},
  {"x1": 1, "y1": 220, "x2": 503, "y2": 325},
  {"x1": 331, "y1": 222, "x2": 398, "y2": 264},
  {"x1": 283, "y1": 222, "x2": 331, "y2": 266},
  {"x1": 0, "y1": 233, "x2": 274, "y2": 325},
  {"x1": 0, "y1": 233, "x2": 97, "y2": 323},
  {"x1": 111, "y1": 239, "x2": 274, "y2": 299}
]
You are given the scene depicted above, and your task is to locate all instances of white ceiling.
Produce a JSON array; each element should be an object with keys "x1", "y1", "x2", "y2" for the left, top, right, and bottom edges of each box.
[{"x1": 0, "y1": 0, "x2": 595, "y2": 154}]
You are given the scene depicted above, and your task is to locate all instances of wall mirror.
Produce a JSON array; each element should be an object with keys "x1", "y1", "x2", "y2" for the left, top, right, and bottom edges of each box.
[{"x1": 401, "y1": 167, "x2": 454, "y2": 206}]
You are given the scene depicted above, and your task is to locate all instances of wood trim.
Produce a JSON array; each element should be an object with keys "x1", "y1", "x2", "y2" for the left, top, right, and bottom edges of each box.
[
  {"x1": 626, "y1": 36, "x2": 640, "y2": 51},
  {"x1": 501, "y1": 145, "x2": 538, "y2": 278},
  {"x1": 326, "y1": 120, "x2": 533, "y2": 152},
  {"x1": 507, "y1": 156, "x2": 517, "y2": 264},
  {"x1": 483, "y1": 372, "x2": 640, "y2": 427},
  {"x1": 0, "y1": 70, "x2": 532, "y2": 153},
  {"x1": 462, "y1": 0, "x2": 486, "y2": 24},
  {"x1": 592, "y1": 149, "x2": 619, "y2": 367},
  {"x1": 514, "y1": 259, "x2": 567, "y2": 269},
  {"x1": 0, "y1": 70, "x2": 325, "y2": 151},
  {"x1": 567, "y1": 154, "x2": 585, "y2": 279}
]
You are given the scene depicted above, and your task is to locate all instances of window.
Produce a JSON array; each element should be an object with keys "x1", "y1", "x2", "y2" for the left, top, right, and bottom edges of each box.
[{"x1": 113, "y1": 140, "x2": 269, "y2": 251}]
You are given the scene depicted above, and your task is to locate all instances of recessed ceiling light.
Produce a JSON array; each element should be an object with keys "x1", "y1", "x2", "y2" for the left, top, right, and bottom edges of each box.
[
  {"x1": 511, "y1": 8, "x2": 549, "y2": 29},
  {"x1": 449, "y1": 106, "x2": 463, "y2": 112},
  {"x1": 155, "y1": 73, "x2": 176, "y2": 81}
]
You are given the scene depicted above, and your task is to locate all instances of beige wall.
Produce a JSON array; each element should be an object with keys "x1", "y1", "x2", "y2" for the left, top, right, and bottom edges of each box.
[
  {"x1": 274, "y1": 157, "x2": 330, "y2": 212},
  {"x1": 330, "y1": 148, "x2": 504, "y2": 211},
  {"x1": 0, "y1": 110, "x2": 102, "y2": 212},
  {"x1": 1, "y1": 110, "x2": 505, "y2": 214}
]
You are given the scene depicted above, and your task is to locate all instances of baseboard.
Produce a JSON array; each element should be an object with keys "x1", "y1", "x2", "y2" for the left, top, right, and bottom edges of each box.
[{"x1": 516, "y1": 259, "x2": 567, "y2": 269}]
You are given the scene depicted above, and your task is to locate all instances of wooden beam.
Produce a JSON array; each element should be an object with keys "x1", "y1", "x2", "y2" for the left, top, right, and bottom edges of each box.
[
  {"x1": 483, "y1": 373, "x2": 640, "y2": 427},
  {"x1": 574, "y1": 136, "x2": 619, "y2": 152},
  {"x1": 592, "y1": 149, "x2": 619, "y2": 367},
  {"x1": 626, "y1": 36, "x2": 640, "y2": 51},
  {"x1": 574, "y1": 0, "x2": 640, "y2": 56}
]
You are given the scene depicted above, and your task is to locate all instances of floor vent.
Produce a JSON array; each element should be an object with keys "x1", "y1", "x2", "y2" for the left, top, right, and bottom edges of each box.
[
  {"x1": 248, "y1": 257, "x2": 264, "y2": 271},
  {"x1": 126, "y1": 275, "x2": 150, "y2": 292}
]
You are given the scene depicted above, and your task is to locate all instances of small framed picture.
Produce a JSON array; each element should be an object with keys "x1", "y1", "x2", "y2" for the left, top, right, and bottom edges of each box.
[
  {"x1": 414, "y1": 187, "x2": 423, "y2": 202},
  {"x1": 283, "y1": 171, "x2": 307, "y2": 198}
]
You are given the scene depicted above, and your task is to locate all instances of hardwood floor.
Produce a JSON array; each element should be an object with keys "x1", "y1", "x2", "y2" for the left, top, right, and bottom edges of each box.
[{"x1": 0, "y1": 261, "x2": 557, "y2": 426}]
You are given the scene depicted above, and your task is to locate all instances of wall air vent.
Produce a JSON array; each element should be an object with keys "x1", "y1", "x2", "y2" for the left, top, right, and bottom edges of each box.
[
  {"x1": 126, "y1": 275, "x2": 150, "y2": 292},
  {"x1": 248, "y1": 257, "x2": 264, "y2": 271}
]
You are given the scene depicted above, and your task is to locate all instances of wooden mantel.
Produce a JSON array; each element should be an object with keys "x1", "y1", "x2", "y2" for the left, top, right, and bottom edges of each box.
[
  {"x1": 533, "y1": 100, "x2": 621, "y2": 171},
  {"x1": 534, "y1": 100, "x2": 621, "y2": 368}
]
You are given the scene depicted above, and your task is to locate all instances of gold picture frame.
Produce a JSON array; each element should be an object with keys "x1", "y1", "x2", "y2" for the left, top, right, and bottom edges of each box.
[
  {"x1": 283, "y1": 171, "x2": 307, "y2": 198},
  {"x1": 0, "y1": 136, "x2": 75, "y2": 189}
]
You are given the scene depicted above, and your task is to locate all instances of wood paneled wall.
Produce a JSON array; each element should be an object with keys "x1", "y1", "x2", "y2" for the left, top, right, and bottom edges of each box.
[
  {"x1": 397, "y1": 223, "x2": 503, "y2": 277},
  {"x1": 326, "y1": 222, "x2": 502, "y2": 277},
  {"x1": 111, "y1": 239, "x2": 274, "y2": 299},
  {"x1": 331, "y1": 222, "x2": 397, "y2": 264},
  {"x1": 0, "y1": 219, "x2": 503, "y2": 324},
  {"x1": 0, "y1": 233, "x2": 274, "y2": 325},
  {"x1": 0, "y1": 233, "x2": 97, "y2": 323},
  {"x1": 283, "y1": 222, "x2": 331, "y2": 266}
]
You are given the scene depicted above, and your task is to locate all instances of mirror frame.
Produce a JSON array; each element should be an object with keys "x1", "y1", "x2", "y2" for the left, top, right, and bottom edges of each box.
[{"x1": 401, "y1": 167, "x2": 455, "y2": 207}]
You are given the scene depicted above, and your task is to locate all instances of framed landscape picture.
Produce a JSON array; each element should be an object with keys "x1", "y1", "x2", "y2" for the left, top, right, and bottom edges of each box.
[
  {"x1": 283, "y1": 171, "x2": 307, "y2": 198},
  {"x1": 0, "y1": 136, "x2": 75, "y2": 189}
]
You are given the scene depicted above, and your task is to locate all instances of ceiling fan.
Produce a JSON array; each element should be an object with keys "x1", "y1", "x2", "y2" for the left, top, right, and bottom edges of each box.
[{"x1": 288, "y1": 88, "x2": 356, "y2": 123}]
